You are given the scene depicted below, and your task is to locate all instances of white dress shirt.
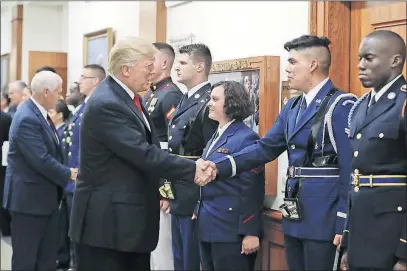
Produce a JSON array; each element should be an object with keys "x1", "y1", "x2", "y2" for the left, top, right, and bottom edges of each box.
[
  {"x1": 205, "y1": 119, "x2": 235, "y2": 159},
  {"x1": 302, "y1": 77, "x2": 330, "y2": 106},
  {"x1": 369, "y1": 74, "x2": 402, "y2": 106},
  {"x1": 187, "y1": 81, "x2": 210, "y2": 98},
  {"x1": 110, "y1": 74, "x2": 151, "y2": 131}
]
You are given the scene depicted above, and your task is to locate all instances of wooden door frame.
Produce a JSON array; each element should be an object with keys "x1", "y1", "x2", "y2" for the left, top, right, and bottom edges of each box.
[{"x1": 309, "y1": 1, "x2": 352, "y2": 93}]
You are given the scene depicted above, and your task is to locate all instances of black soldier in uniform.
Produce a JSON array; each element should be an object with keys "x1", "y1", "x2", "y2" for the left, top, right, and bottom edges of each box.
[
  {"x1": 142, "y1": 42, "x2": 182, "y2": 270},
  {"x1": 165, "y1": 44, "x2": 217, "y2": 270},
  {"x1": 340, "y1": 30, "x2": 407, "y2": 271}
]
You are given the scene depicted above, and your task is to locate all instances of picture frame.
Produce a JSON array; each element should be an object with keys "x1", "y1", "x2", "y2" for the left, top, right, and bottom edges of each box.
[
  {"x1": 83, "y1": 28, "x2": 114, "y2": 71},
  {"x1": 1, "y1": 53, "x2": 10, "y2": 93},
  {"x1": 209, "y1": 56, "x2": 280, "y2": 197}
]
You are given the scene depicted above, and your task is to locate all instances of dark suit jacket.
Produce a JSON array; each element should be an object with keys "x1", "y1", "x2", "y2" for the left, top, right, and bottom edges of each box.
[
  {"x1": 2, "y1": 99, "x2": 71, "y2": 215},
  {"x1": 0, "y1": 112, "x2": 12, "y2": 207},
  {"x1": 69, "y1": 76, "x2": 196, "y2": 253},
  {"x1": 196, "y1": 121, "x2": 265, "y2": 243}
]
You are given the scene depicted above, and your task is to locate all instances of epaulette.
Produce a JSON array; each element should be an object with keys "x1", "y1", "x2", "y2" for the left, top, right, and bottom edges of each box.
[
  {"x1": 401, "y1": 84, "x2": 406, "y2": 93},
  {"x1": 324, "y1": 93, "x2": 357, "y2": 153}
]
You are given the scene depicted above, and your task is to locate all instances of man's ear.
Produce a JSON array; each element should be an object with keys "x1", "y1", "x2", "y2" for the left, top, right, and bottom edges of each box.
[
  {"x1": 391, "y1": 54, "x2": 403, "y2": 68},
  {"x1": 120, "y1": 66, "x2": 130, "y2": 77},
  {"x1": 162, "y1": 59, "x2": 168, "y2": 70},
  {"x1": 309, "y1": 59, "x2": 318, "y2": 73},
  {"x1": 197, "y1": 61, "x2": 205, "y2": 73}
]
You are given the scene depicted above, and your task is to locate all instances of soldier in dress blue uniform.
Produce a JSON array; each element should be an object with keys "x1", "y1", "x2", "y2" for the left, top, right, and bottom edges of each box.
[
  {"x1": 142, "y1": 42, "x2": 182, "y2": 270},
  {"x1": 340, "y1": 30, "x2": 407, "y2": 271},
  {"x1": 198, "y1": 35, "x2": 357, "y2": 270},
  {"x1": 165, "y1": 44, "x2": 218, "y2": 270},
  {"x1": 194, "y1": 81, "x2": 264, "y2": 271},
  {"x1": 59, "y1": 64, "x2": 106, "y2": 271}
]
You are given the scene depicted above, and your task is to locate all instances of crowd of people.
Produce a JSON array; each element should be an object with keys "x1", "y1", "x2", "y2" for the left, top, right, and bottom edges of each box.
[{"x1": 0, "y1": 29, "x2": 406, "y2": 271}]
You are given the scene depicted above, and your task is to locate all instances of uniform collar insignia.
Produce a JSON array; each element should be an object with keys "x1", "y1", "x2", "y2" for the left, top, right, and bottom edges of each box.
[{"x1": 401, "y1": 84, "x2": 406, "y2": 92}]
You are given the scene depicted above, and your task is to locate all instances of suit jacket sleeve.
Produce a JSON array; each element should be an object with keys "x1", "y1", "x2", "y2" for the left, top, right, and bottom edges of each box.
[
  {"x1": 331, "y1": 96, "x2": 356, "y2": 234},
  {"x1": 96, "y1": 101, "x2": 196, "y2": 181},
  {"x1": 162, "y1": 89, "x2": 182, "y2": 127},
  {"x1": 236, "y1": 133, "x2": 265, "y2": 238},
  {"x1": 15, "y1": 117, "x2": 71, "y2": 187},
  {"x1": 396, "y1": 97, "x2": 407, "y2": 262},
  {"x1": 214, "y1": 103, "x2": 290, "y2": 179}
]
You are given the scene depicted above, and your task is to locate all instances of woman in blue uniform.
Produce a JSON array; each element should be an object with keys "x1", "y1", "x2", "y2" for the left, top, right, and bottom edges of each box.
[{"x1": 194, "y1": 81, "x2": 265, "y2": 271}]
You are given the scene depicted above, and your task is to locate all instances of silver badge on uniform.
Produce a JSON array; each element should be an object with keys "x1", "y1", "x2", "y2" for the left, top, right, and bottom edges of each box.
[
  {"x1": 387, "y1": 92, "x2": 396, "y2": 99},
  {"x1": 194, "y1": 94, "x2": 200, "y2": 99},
  {"x1": 316, "y1": 99, "x2": 322, "y2": 104}
]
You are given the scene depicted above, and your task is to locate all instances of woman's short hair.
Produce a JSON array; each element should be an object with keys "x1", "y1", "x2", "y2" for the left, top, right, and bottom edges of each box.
[
  {"x1": 211, "y1": 81, "x2": 255, "y2": 121},
  {"x1": 55, "y1": 99, "x2": 71, "y2": 121}
]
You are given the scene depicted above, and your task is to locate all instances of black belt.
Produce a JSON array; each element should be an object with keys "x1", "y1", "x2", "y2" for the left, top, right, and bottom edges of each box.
[{"x1": 286, "y1": 166, "x2": 339, "y2": 178}]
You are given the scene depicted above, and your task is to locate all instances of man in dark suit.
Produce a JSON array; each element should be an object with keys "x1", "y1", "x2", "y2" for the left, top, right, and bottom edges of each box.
[
  {"x1": 0, "y1": 111, "x2": 12, "y2": 236},
  {"x1": 69, "y1": 37, "x2": 215, "y2": 271},
  {"x1": 340, "y1": 30, "x2": 407, "y2": 271},
  {"x1": 3, "y1": 71, "x2": 78, "y2": 271},
  {"x1": 166, "y1": 43, "x2": 218, "y2": 270},
  {"x1": 7, "y1": 80, "x2": 27, "y2": 117}
]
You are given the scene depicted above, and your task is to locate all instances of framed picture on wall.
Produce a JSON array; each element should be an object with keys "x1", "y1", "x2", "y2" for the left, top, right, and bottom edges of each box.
[
  {"x1": 1, "y1": 54, "x2": 10, "y2": 93},
  {"x1": 209, "y1": 56, "x2": 280, "y2": 198},
  {"x1": 83, "y1": 28, "x2": 114, "y2": 71}
]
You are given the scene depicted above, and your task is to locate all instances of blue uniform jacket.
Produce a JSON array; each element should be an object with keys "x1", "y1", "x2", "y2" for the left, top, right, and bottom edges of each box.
[
  {"x1": 214, "y1": 79, "x2": 356, "y2": 241},
  {"x1": 62, "y1": 103, "x2": 86, "y2": 193},
  {"x1": 196, "y1": 121, "x2": 265, "y2": 243},
  {"x1": 3, "y1": 99, "x2": 71, "y2": 215},
  {"x1": 167, "y1": 83, "x2": 218, "y2": 215},
  {"x1": 342, "y1": 76, "x2": 407, "y2": 268}
]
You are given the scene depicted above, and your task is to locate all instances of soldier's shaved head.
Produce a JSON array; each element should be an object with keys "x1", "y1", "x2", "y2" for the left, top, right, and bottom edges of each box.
[{"x1": 358, "y1": 30, "x2": 406, "y2": 90}]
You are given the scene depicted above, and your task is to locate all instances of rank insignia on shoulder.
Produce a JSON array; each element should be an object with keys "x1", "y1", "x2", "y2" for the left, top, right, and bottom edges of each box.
[
  {"x1": 216, "y1": 148, "x2": 230, "y2": 154},
  {"x1": 166, "y1": 105, "x2": 176, "y2": 120},
  {"x1": 401, "y1": 84, "x2": 406, "y2": 92},
  {"x1": 345, "y1": 128, "x2": 350, "y2": 136}
]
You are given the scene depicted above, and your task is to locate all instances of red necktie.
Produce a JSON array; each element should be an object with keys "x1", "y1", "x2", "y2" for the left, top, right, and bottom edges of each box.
[{"x1": 133, "y1": 95, "x2": 142, "y2": 112}]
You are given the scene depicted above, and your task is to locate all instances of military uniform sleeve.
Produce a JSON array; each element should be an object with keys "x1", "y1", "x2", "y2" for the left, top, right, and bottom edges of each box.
[
  {"x1": 162, "y1": 89, "x2": 182, "y2": 127},
  {"x1": 396, "y1": 97, "x2": 407, "y2": 261},
  {"x1": 213, "y1": 102, "x2": 290, "y2": 179},
  {"x1": 330, "y1": 95, "x2": 356, "y2": 234}
]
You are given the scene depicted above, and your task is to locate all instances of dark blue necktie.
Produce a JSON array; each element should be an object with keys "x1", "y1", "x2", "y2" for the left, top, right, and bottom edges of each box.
[{"x1": 296, "y1": 97, "x2": 307, "y2": 126}]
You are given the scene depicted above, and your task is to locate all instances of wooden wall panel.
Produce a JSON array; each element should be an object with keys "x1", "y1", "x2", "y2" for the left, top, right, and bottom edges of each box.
[
  {"x1": 262, "y1": 210, "x2": 287, "y2": 270},
  {"x1": 156, "y1": 1, "x2": 167, "y2": 42},
  {"x1": 9, "y1": 5, "x2": 23, "y2": 82},
  {"x1": 309, "y1": 1, "x2": 351, "y2": 92},
  {"x1": 28, "y1": 51, "x2": 68, "y2": 98}
]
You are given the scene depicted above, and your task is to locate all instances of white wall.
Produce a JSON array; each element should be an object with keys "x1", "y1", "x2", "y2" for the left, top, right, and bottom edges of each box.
[
  {"x1": 21, "y1": 3, "x2": 66, "y2": 83},
  {"x1": 1, "y1": 5, "x2": 12, "y2": 55},
  {"x1": 67, "y1": 1, "x2": 140, "y2": 85},
  {"x1": 167, "y1": 1, "x2": 309, "y2": 209}
]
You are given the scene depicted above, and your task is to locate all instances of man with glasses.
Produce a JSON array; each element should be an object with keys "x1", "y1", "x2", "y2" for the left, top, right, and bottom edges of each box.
[{"x1": 58, "y1": 64, "x2": 106, "y2": 271}]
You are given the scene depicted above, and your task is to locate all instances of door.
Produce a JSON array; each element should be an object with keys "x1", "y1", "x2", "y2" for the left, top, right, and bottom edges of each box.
[
  {"x1": 28, "y1": 51, "x2": 68, "y2": 98},
  {"x1": 350, "y1": 1, "x2": 407, "y2": 97}
]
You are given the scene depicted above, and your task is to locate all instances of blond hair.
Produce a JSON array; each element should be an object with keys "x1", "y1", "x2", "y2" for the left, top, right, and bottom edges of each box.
[{"x1": 108, "y1": 37, "x2": 159, "y2": 76}]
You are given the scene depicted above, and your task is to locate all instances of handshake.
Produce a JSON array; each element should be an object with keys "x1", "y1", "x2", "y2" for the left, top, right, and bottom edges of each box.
[{"x1": 194, "y1": 158, "x2": 217, "y2": 186}]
